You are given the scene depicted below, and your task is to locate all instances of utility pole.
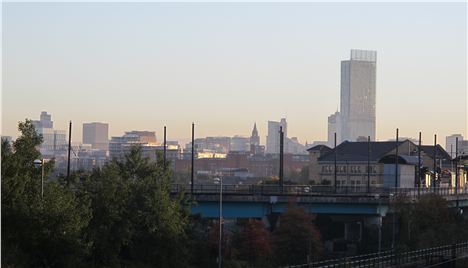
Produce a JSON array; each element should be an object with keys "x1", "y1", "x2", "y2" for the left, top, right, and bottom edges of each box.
[
  {"x1": 433, "y1": 134, "x2": 437, "y2": 190},
  {"x1": 191, "y1": 123, "x2": 195, "y2": 196},
  {"x1": 334, "y1": 132, "x2": 337, "y2": 193},
  {"x1": 418, "y1": 132, "x2": 422, "y2": 196},
  {"x1": 455, "y1": 137, "x2": 459, "y2": 207},
  {"x1": 163, "y1": 126, "x2": 167, "y2": 170},
  {"x1": 367, "y1": 135, "x2": 371, "y2": 193},
  {"x1": 395, "y1": 128, "x2": 399, "y2": 189},
  {"x1": 392, "y1": 128, "x2": 398, "y2": 250},
  {"x1": 67, "y1": 121, "x2": 72, "y2": 180},
  {"x1": 279, "y1": 126, "x2": 284, "y2": 192},
  {"x1": 218, "y1": 178, "x2": 223, "y2": 268}
]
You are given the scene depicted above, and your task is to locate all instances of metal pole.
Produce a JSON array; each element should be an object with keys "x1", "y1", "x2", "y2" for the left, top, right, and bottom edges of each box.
[
  {"x1": 191, "y1": 123, "x2": 195, "y2": 195},
  {"x1": 279, "y1": 126, "x2": 284, "y2": 192},
  {"x1": 455, "y1": 137, "x2": 459, "y2": 207},
  {"x1": 378, "y1": 221, "x2": 382, "y2": 254},
  {"x1": 41, "y1": 159, "x2": 44, "y2": 199},
  {"x1": 367, "y1": 135, "x2": 371, "y2": 193},
  {"x1": 433, "y1": 134, "x2": 437, "y2": 190},
  {"x1": 418, "y1": 132, "x2": 422, "y2": 196},
  {"x1": 163, "y1": 126, "x2": 167, "y2": 169},
  {"x1": 67, "y1": 121, "x2": 72, "y2": 180},
  {"x1": 334, "y1": 132, "x2": 337, "y2": 193},
  {"x1": 395, "y1": 128, "x2": 399, "y2": 189},
  {"x1": 392, "y1": 197, "x2": 396, "y2": 249},
  {"x1": 392, "y1": 128, "x2": 398, "y2": 251},
  {"x1": 375, "y1": 194, "x2": 382, "y2": 256},
  {"x1": 218, "y1": 178, "x2": 223, "y2": 268}
]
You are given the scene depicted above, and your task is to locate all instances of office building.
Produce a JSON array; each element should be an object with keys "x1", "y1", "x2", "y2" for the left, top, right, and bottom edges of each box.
[
  {"x1": 32, "y1": 111, "x2": 67, "y2": 156},
  {"x1": 266, "y1": 118, "x2": 287, "y2": 154},
  {"x1": 83, "y1": 122, "x2": 109, "y2": 151},
  {"x1": 446, "y1": 134, "x2": 464, "y2": 158},
  {"x1": 340, "y1": 49, "x2": 377, "y2": 142},
  {"x1": 230, "y1": 136, "x2": 250, "y2": 152},
  {"x1": 265, "y1": 118, "x2": 307, "y2": 155},
  {"x1": 109, "y1": 131, "x2": 157, "y2": 160}
]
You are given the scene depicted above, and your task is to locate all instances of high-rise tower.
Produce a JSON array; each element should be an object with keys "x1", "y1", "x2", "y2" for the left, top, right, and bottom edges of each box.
[{"x1": 340, "y1": 49, "x2": 377, "y2": 141}]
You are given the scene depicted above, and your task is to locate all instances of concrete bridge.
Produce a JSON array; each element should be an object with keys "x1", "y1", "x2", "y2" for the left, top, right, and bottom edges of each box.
[{"x1": 170, "y1": 184, "x2": 468, "y2": 218}]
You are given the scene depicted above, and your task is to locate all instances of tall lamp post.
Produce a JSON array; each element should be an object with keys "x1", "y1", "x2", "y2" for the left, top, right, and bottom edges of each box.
[
  {"x1": 214, "y1": 177, "x2": 223, "y2": 268},
  {"x1": 34, "y1": 159, "x2": 45, "y2": 198},
  {"x1": 374, "y1": 193, "x2": 382, "y2": 255}
]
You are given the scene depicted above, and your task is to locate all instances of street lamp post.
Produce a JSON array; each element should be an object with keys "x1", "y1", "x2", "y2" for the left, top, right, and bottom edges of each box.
[
  {"x1": 214, "y1": 177, "x2": 223, "y2": 268},
  {"x1": 390, "y1": 193, "x2": 396, "y2": 249},
  {"x1": 34, "y1": 159, "x2": 45, "y2": 198},
  {"x1": 374, "y1": 194, "x2": 382, "y2": 255}
]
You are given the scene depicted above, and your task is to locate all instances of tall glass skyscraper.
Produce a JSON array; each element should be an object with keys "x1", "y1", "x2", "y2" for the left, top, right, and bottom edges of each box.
[{"x1": 340, "y1": 49, "x2": 377, "y2": 141}]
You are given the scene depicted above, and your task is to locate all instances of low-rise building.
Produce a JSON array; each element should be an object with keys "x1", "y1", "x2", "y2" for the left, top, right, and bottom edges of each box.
[{"x1": 308, "y1": 140, "x2": 453, "y2": 188}]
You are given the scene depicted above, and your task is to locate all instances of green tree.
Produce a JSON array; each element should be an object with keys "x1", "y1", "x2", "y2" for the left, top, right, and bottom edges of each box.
[
  {"x1": 271, "y1": 203, "x2": 323, "y2": 266},
  {"x1": 2, "y1": 120, "x2": 91, "y2": 267},
  {"x1": 396, "y1": 194, "x2": 468, "y2": 250},
  {"x1": 82, "y1": 146, "x2": 192, "y2": 267}
]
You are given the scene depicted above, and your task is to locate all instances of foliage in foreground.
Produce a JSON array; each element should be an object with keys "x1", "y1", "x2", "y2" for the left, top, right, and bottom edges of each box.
[{"x1": 2, "y1": 120, "x2": 192, "y2": 267}]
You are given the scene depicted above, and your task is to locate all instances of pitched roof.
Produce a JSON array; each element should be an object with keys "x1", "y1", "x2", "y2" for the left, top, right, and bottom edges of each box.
[
  {"x1": 420, "y1": 145, "x2": 451, "y2": 160},
  {"x1": 318, "y1": 140, "x2": 406, "y2": 162},
  {"x1": 307, "y1": 144, "x2": 332, "y2": 152}
]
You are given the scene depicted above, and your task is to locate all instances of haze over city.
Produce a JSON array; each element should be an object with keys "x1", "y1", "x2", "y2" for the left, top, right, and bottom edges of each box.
[
  {"x1": 2, "y1": 2, "x2": 467, "y2": 144},
  {"x1": 3, "y1": 2, "x2": 468, "y2": 268}
]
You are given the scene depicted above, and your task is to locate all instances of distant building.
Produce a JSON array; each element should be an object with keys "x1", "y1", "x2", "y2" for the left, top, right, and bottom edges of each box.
[
  {"x1": 109, "y1": 131, "x2": 158, "y2": 160},
  {"x1": 327, "y1": 111, "x2": 342, "y2": 147},
  {"x1": 174, "y1": 152, "x2": 309, "y2": 183},
  {"x1": 185, "y1": 137, "x2": 231, "y2": 155},
  {"x1": 82, "y1": 122, "x2": 109, "y2": 151},
  {"x1": 32, "y1": 111, "x2": 67, "y2": 157},
  {"x1": 125, "y1": 131, "x2": 156, "y2": 144},
  {"x1": 333, "y1": 49, "x2": 377, "y2": 143},
  {"x1": 230, "y1": 136, "x2": 250, "y2": 152},
  {"x1": 266, "y1": 118, "x2": 287, "y2": 154},
  {"x1": 206, "y1": 136, "x2": 231, "y2": 153},
  {"x1": 285, "y1": 137, "x2": 307, "y2": 155},
  {"x1": 266, "y1": 118, "x2": 306, "y2": 155},
  {"x1": 32, "y1": 111, "x2": 53, "y2": 129},
  {"x1": 446, "y1": 134, "x2": 464, "y2": 158},
  {"x1": 462, "y1": 141, "x2": 468, "y2": 156},
  {"x1": 250, "y1": 123, "x2": 262, "y2": 155},
  {"x1": 308, "y1": 140, "x2": 453, "y2": 188}
]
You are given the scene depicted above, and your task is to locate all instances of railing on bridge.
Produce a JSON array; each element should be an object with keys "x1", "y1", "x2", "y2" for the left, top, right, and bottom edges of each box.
[
  {"x1": 289, "y1": 241, "x2": 468, "y2": 268},
  {"x1": 171, "y1": 184, "x2": 468, "y2": 198}
]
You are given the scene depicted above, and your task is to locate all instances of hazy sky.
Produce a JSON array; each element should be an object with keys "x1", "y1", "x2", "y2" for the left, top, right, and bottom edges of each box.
[{"x1": 2, "y1": 2, "x2": 467, "y2": 145}]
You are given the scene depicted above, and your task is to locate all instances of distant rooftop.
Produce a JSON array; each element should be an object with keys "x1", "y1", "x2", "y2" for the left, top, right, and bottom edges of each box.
[
  {"x1": 350, "y1": 49, "x2": 377, "y2": 62},
  {"x1": 318, "y1": 140, "x2": 405, "y2": 162}
]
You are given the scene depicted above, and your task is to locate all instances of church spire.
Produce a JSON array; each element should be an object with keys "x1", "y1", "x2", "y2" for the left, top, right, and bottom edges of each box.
[{"x1": 252, "y1": 122, "x2": 258, "y2": 136}]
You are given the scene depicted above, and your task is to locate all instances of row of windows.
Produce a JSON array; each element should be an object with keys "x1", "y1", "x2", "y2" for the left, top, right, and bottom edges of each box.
[
  {"x1": 321, "y1": 165, "x2": 377, "y2": 173},
  {"x1": 335, "y1": 180, "x2": 378, "y2": 185}
]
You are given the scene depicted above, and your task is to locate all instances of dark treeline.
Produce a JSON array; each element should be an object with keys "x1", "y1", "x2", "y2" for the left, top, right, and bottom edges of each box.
[
  {"x1": 2, "y1": 120, "x2": 323, "y2": 268},
  {"x1": 2, "y1": 120, "x2": 468, "y2": 267}
]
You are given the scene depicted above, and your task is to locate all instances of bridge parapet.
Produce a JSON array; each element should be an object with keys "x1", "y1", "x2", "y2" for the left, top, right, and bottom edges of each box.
[{"x1": 172, "y1": 184, "x2": 468, "y2": 201}]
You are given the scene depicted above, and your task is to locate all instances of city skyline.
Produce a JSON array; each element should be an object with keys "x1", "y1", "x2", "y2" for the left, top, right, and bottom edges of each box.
[{"x1": 2, "y1": 2, "x2": 467, "y2": 143}]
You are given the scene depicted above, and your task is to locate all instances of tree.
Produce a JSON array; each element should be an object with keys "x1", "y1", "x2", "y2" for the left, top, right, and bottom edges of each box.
[
  {"x1": 271, "y1": 203, "x2": 323, "y2": 266},
  {"x1": 81, "y1": 146, "x2": 192, "y2": 267},
  {"x1": 234, "y1": 220, "x2": 272, "y2": 266},
  {"x1": 2, "y1": 120, "x2": 91, "y2": 267},
  {"x1": 395, "y1": 194, "x2": 468, "y2": 250}
]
